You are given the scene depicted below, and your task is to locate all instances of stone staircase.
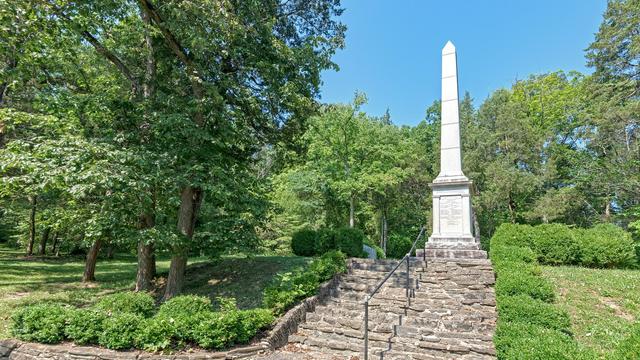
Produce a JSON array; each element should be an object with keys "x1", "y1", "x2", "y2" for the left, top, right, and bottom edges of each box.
[{"x1": 263, "y1": 256, "x2": 496, "y2": 359}]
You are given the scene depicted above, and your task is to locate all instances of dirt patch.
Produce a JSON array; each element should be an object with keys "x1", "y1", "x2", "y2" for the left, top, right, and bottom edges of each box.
[{"x1": 600, "y1": 297, "x2": 635, "y2": 321}]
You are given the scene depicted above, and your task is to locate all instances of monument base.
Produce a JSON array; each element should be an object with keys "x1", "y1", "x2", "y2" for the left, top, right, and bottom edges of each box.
[{"x1": 424, "y1": 177, "x2": 487, "y2": 260}]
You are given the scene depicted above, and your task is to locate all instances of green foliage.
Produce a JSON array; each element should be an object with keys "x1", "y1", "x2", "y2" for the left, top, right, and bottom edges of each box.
[
  {"x1": 10, "y1": 304, "x2": 68, "y2": 344},
  {"x1": 530, "y1": 224, "x2": 580, "y2": 265},
  {"x1": 94, "y1": 292, "x2": 155, "y2": 317},
  {"x1": 135, "y1": 316, "x2": 177, "y2": 352},
  {"x1": 614, "y1": 323, "x2": 640, "y2": 360},
  {"x1": 98, "y1": 313, "x2": 143, "y2": 350},
  {"x1": 495, "y1": 270, "x2": 555, "y2": 302},
  {"x1": 334, "y1": 227, "x2": 365, "y2": 257},
  {"x1": 576, "y1": 224, "x2": 637, "y2": 268},
  {"x1": 291, "y1": 229, "x2": 317, "y2": 256},
  {"x1": 497, "y1": 295, "x2": 571, "y2": 334},
  {"x1": 490, "y1": 223, "x2": 534, "y2": 249},
  {"x1": 263, "y1": 251, "x2": 346, "y2": 314},
  {"x1": 64, "y1": 308, "x2": 106, "y2": 345},
  {"x1": 490, "y1": 245, "x2": 537, "y2": 267},
  {"x1": 315, "y1": 228, "x2": 337, "y2": 255},
  {"x1": 386, "y1": 234, "x2": 412, "y2": 259},
  {"x1": 158, "y1": 295, "x2": 212, "y2": 316},
  {"x1": 494, "y1": 322, "x2": 591, "y2": 360},
  {"x1": 192, "y1": 308, "x2": 274, "y2": 350}
]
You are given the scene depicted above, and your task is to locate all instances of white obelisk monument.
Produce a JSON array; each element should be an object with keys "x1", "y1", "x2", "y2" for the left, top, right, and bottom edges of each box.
[{"x1": 425, "y1": 41, "x2": 483, "y2": 258}]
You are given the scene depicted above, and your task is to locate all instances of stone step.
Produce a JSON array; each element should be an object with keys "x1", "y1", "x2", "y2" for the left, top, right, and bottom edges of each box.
[
  {"x1": 424, "y1": 242, "x2": 480, "y2": 250},
  {"x1": 421, "y1": 248, "x2": 488, "y2": 260}
]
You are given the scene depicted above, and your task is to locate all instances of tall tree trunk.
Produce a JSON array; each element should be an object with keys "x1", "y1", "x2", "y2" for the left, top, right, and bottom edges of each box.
[
  {"x1": 135, "y1": 213, "x2": 156, "y2": 292},
  {"x1": 135, "y1": 9, "x2": 158, "y2": 293},
  {"x1": 382, "y1": 209, "x2": 388, "y2": 253},
  {"x1": 82, "y1": 239, "x2": 102, "y2": 282},
  {"x1": 51, "y1": 231, "x2": 59, "y2": 256},
  {"x1": 604, "y1": 200, "x2": 611, "y2": 222},
  {"x1": 105, "y1": 245, "x2": 114, "y2": 259},
  {"x1": 27, "y1": 195, "x2": 37, "y2": 256},
  {"x1": 349, "y1": 194, "x2": 355, "y2": 228},
  {"x1": 162, "y1": 186, "x2": 203, "y2": 301},
  {"x1": 38, "y1": 227, "x2": 50, "y2": 255},
  {"x1": 507, "y1": 194, "x2": 516, "y2": 224}
]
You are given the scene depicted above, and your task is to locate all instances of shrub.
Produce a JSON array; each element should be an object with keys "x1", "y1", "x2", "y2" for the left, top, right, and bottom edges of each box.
[
  {"x1": 192, "y1": 309, "x2": 274, "y2": 349},
  {"x1": 490, "y1": 223, "x2": 534, "y2": 249},
  {"x1": 335, "y1": 227, "x2": 365, "y2": 257},
  {"x1": 490, "y1": 245, "x2": 536, "y2": 267},
  {"x1": 10, "y1": 304, "x2": 68, "y2": 343},
  {"x1": 371, "y1": 244, "x2": 386, "y2": 259},
  {"x1": 529, "y1": 224, "x2": 580, "y2": 265},
  {"x1": 95, "y1": 291, "x2": 155, "y2": 317},
  {"x1": 263, "y1": 250, "x2": 347, "y2": 314},
  {"x1": 577, "y1": 224, "x2": 636, "y2": 268},
  {"x1": 495, "y1": 270, "x2": 555, "y2": 302},
  {"x1": 64, "y1": 308, "x2": 106, "y2": 345},
  {"x1": 291, "y1": 229, "x2": 317, "y2": 256},
  {"x1": 315, "y1": 228, "x2": 337, "y2": 254},
  {"x1": 494, "y1": 322, "x2": 589, "y2": 360},
  {"x1": 135, "y1": 316, "x2": 176, "y2": 351},
  {"x1": 308, "y1": 250, "x2": 347, "y2": 281},
  {"x1": 387, "y1": 234, "x2": 412, "y2": 259},
  {"x1": 98, "y1": 312, "x2": 143, "y2": 349},
  {"x1": 497, "y1": 295, "x2": 571, "y2": 334},
  {"x1": 158, "y1": 295, "x2": 212, "y2": 316}
]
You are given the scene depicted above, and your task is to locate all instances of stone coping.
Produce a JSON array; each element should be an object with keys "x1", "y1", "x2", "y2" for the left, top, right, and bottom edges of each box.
[{"x1": 0, "y1": 260, "x2": 354, "y2": 360}]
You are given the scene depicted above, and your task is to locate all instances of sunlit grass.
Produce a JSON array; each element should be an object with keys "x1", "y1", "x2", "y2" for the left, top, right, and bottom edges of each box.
[
  {"x1": 542, "y1": 265, "x2": 640, "y2": 358},
  {"x1": 0, "y1": 243, "x2": 308, "y2": 339}
]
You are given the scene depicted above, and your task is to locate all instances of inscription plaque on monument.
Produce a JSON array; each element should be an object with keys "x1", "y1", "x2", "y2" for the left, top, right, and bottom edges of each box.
[{"x1": 439, "y1": 196, "x2": 462, "y2": 234}]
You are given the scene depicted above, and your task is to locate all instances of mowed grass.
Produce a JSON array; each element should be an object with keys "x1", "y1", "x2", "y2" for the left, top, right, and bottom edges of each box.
[
  {"x1": 542, "y1": 265, "x2": 640, "y2": 357},
  {"x1": 0, "y1": 243, "x2": 308, "y2": 339}
]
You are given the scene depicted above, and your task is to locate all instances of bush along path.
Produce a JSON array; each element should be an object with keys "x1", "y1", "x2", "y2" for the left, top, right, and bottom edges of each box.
[{"x1": 261, "y1": 254, "x2": 497, "y2": 359}]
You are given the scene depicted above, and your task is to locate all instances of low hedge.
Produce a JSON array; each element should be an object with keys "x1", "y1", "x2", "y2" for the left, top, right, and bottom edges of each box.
[
  {"x1": 94, "y1": 291, "x2": 156, "y2": 317},
  {"x1": 11, "y1": 293, "x2": 274, "y2": 351},
  {"x1": 491, "y1": 223, "x2": 584, "y2": 359},
  {"x1": 491, "y1": 222, "x2": 636, "y2": 268},
  {"x1": 291, "y1": 228, "x2": 316, "y2": 256},
  {"x1": 291, "y1": 227, "x2": 367, "y2": 257},
  {"x1": 263, "y1": 250, "x2": 347, "y2": 314}
]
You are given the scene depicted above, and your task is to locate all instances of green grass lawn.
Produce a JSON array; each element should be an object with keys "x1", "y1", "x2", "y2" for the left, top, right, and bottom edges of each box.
[
  {"x1": 0, "y1": 243, "x2": 308, "y2": 339},
  {"x1": 542, "y1": 265, "x2": 640, "y2": 358}
]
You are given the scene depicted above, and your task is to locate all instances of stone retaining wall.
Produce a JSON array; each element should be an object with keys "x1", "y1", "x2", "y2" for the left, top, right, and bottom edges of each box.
[{"x1": 0, "y1": 261, "x2": 352, "y2": 360}]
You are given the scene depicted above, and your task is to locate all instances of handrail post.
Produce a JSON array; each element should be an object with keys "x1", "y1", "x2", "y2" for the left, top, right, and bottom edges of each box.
[
  {"x1": 405, "y1": 255, "x2": 410, "y2": 297},
  {"x1": 364, "y1": 297, "x2": 369, "y2": 360}
]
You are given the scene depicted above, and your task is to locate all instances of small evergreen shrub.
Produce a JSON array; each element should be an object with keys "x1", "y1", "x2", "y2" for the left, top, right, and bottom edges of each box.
[
  {"x1": 335, "y1": 227, "x2": 365, "y2": 257},
  {"x1": 315, "y1": 228, "x2": 337, "y2": 254},
  {"x1": 10, "y1": 304, "x2": 68, "y2": 343},
  {"x1": 489, "y1": 245, "x2": 536, "y2": 267},
  {"x1": 495, "y1": 270, "x2": 555, "y2": 302},
  {"x1": 530, "y1": 224, "x2": 580, "y2": 265},
  {"x1": 98, "y1": 312, "x2": 143, "y2": 349},
  {"x1": 371, "y1": 244, "x2": 386, "y2": 259},
  {"x1": 577, "y1": 224, "x2": 636, "y2": 268},
  {"x1": 95, "y1": 291, "x2": 155, "y2": 317},
  {"x1": 497, "y1": 295, "x2": 571, "y2": 333},
  {"x1": 490, "y1": 223, "x2": 534, "y2": 249},
  {"x1": 64, "y1": 308, "x2": 106, "y2": 345},
  {"x1": 291, "y1": 229, "x2": 317, "y2": 256},
  {"x1": 387, "y1": 234, "x2": 412, "y2": 259}
]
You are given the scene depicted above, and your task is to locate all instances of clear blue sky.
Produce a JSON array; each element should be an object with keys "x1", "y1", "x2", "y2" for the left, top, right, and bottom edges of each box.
[{"x1": 319, "y1": 0, "x2": 608, "y2": 126}]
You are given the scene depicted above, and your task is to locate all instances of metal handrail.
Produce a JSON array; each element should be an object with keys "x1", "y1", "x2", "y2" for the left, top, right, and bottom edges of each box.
[{"x1": 363, "y1": 226, "x2": 426, "y2": 360}]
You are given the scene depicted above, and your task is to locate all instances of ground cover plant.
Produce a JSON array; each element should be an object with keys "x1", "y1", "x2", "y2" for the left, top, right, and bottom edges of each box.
[{"x1": 10, "y1": 293, "x2": 275, "y2": 351}]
